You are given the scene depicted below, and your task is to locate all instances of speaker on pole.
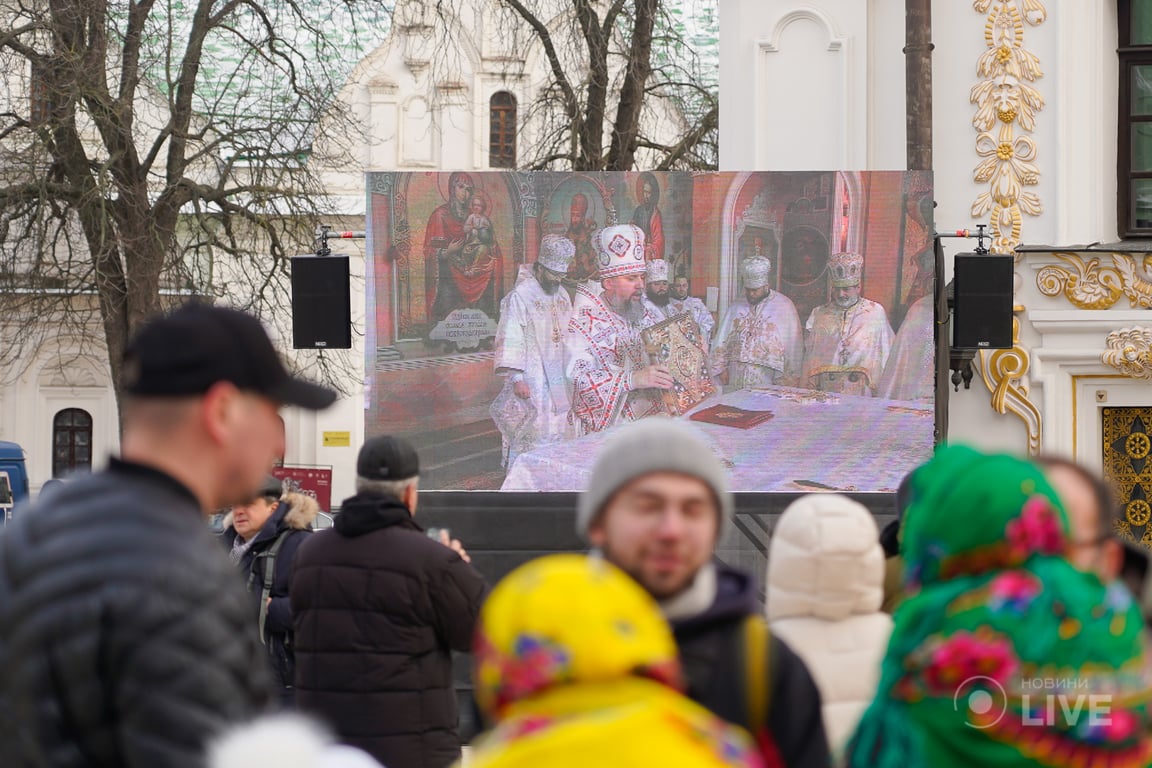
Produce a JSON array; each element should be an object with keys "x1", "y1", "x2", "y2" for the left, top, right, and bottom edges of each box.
[
  {"x1": 291, "y1": 255, "x2": 351, "y2": 349},
  {"x1": 952, "y1": 253, "x2": 1013, "y2": 349}
]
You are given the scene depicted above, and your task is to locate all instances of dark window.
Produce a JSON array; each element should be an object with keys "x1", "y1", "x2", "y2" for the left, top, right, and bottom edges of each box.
[
  {"x1": 1120, "y1": 1, "x2": 1152, "y2": 235},
  {"x1": 52, "y1": 408, "x2": 92, "y2": 478},
  {"x1": 489, "y1": 92, "x2": 517, "y2": 168},
  {"x1": 29, "y1": 62, "x2": 52, "y2": 127}
]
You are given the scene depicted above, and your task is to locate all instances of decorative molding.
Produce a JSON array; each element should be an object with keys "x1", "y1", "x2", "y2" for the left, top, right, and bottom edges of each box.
[
  {"x1": 1103, "y1": 327, "x2": 1152, "y2": 380},
  {"x1": 970, "y1": 1, "x2": 1046, "y2": 255},
  {"x1": 1036, "y1": 252, "x2": 1152, "y2": 309},
  {"x1": 760, "y1": 9, "x2": 844, "y2": 53},
  {"x1": 979, "y1": 316, "x2": 1042, "y2": 455}
]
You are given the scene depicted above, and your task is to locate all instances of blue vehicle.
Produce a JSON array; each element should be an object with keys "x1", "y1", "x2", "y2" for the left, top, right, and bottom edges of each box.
[{"x1": 0, "y1": 441, "x2": 29, "y2": 523}]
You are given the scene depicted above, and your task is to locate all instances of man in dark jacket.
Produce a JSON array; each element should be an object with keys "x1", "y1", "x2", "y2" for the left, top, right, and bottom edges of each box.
[
  {"x1": 221, "y1": 475, "x2": 319, "y2": 707},
  {"x1": 578, "y1": 418, "x2": 832, "y2": 768},
  {"x1": 291, "y1": 435, "x2": 488, "y2": 768},
  {"x1": 0, "y1": 303, "x2": 337, "y2": 768}
]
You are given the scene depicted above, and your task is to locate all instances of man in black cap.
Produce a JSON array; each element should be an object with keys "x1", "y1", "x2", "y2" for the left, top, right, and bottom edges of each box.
[
  {"x1": 290, "y1": 434, "x2": 487, "y2": 768},
  {"x1": 0, "y1": 302, "x2": 336, "y2": 768}
]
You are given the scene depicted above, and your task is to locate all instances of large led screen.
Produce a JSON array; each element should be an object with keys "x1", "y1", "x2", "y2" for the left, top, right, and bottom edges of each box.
[{"x1": 366, "y1": 171, "x2": 935, "y2": 492}]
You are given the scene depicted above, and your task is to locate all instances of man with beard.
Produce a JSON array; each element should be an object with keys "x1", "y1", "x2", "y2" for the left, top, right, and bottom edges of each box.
[
  {"x1": 803, "y1": 252, "x2": 893, "y2": 396},
  {"x1": 630, "y1": 172, "x2": 665, "y2": 261},
  {"x1": 643, "y1": 258, "x2": 672, "y2": 318},
  {"x1": 492, "y1": 235, "x2": 577, "y2": 468},
  {"x1": 577, "y1": 419, "x2": 831, "y2": 768},
  {"x1": 711, "y1": 256, "x2": 803, "y2": 389},
  {"x1": 667, "y1": 273, "x2": 715, "y2": 348},
  {"x1": 566, "y1": 224, "x2": 672, "y2": 434}
]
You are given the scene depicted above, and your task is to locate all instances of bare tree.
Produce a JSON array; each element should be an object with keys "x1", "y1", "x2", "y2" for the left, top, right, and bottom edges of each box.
[
  {"x1": 424, "y1": 0, "x2": 718, "y2": 171},
  {"x1": 0, "y1": 0, "x2": 388, "y2": 411}
]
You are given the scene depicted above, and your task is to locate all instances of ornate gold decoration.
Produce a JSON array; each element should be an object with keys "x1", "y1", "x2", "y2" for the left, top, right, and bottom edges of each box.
[
  {"x1": 970, "y1": 1, "x2": 1046, "y2": 255},
  {"x1": 1103, "y1": 327, "x2": 1152, "y2": 380},
  {"x1": 1036, "y1": 253, "x2": 1152, "y2": 309},
  {"x1": 979, "y1": 315, "x2": 1042, "y2": 454}
]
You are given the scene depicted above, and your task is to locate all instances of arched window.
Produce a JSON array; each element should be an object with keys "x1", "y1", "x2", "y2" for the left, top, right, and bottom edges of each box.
[
  {"x1": 52, "y1": 408, "x2": 92, "y2": 478},
  {"x1": 489, "y1": 92, "x2": 517, "y2": 168}
]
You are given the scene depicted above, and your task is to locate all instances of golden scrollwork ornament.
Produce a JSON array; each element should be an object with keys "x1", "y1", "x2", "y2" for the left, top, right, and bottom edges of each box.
[
  {"x1": 1102, "y1": 327, "x2": 1152, "y2": 380},
  {"x1": 970, "y1": 0, "x2": 1046, "y2": 256}
]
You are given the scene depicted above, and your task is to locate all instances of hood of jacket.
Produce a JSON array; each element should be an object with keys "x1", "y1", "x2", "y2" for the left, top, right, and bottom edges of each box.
[
  {"x1": 333, "y1": 491, "x2": 415, "y2": 537},
  {"x1": 765, "y1": 493, "x2": 885, "y2": 622},
  {"x1": 667, "y1": 562, "x2": 758, "y2": 637},
  {"x1": 221, "y1": 491, "x2": 320, "y2": 540}
]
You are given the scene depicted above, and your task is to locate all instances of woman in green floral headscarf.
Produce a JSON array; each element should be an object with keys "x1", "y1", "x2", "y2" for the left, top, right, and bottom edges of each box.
[{"x1": 846, "y1": 444, "x2": 1152, "y2": 768}]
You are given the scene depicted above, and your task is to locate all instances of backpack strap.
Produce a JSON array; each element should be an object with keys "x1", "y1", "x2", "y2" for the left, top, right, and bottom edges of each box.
[
  {"x1": 742, "y1": 614, "x2": 774, "y2": 729},
  {"x1": 255, "y1": 531, "x2": 291, "y2": 645}
]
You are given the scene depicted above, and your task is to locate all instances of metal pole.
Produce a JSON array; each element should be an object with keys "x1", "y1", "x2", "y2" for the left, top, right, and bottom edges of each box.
[{"x1": 905, "y1": 0, "x2": 933, "y2": 171}]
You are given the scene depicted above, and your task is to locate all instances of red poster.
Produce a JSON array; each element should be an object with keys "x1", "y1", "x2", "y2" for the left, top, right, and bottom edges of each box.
[{"x1": 272, "y1": 466, "x2": 333, "y2": 513}]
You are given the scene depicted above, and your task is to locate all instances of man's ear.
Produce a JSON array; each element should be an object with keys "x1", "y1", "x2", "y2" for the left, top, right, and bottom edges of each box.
[
  {"x1": 587, "y1": 514, "x2": 606, "y2": 548},
  {"x1": 403, "y1": 482, "x2": 419, "y2": 516},
  {"x1": 200, "y1": 381, "x2": 240, "y2": 445}
]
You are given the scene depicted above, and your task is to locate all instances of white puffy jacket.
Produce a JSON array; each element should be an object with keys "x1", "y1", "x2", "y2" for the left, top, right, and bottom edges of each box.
[{"x1": 764, "y1": 494, "x2": 892, "y2": 761}]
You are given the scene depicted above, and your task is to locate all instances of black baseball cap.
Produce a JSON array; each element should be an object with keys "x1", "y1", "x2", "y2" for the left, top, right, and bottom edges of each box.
[
  {"x1": 122, "y1": 303, "x2": 337, "y2": 410},
  {"x1": 357, "y1": 435, "x2": 420, "y2": 481}
]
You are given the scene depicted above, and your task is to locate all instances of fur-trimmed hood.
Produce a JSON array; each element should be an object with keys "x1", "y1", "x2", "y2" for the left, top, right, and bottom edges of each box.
[
  {"x1": 281, "y1": 491, "x2": 320, "y2": 531},
  {"x1": 221, "y1": 491, "x2": 321, "y2": 535}
]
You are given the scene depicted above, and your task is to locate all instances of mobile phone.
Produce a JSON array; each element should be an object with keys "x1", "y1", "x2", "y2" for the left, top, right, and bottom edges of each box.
[{"x1": 426, "y1": 527, "x2": 450, "y2": 541}]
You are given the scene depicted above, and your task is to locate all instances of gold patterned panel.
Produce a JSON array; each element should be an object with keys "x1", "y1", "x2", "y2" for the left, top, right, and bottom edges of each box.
[
  {"x1": 970, "y1": 0, "x2": 1046, "y2": 256},
  {"x1": 1103, "y1": 407, "x2": 1152, "y2": 551},
  {"x1": 1036, "y1": 252, "x2": 1152, "y2": 309}
]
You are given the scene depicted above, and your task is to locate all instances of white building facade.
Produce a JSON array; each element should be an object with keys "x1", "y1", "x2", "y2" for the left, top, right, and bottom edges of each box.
[{"x1": 722, "y1": 1, "x2": 1152, "y2": 495}]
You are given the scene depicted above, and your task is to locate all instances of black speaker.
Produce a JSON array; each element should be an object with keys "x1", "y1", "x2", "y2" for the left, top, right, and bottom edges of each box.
[
  {"x1": 291, "y1": 255, "x2": 351, "y2": 349},
  {"x1": 953, "y1": 253, "x2": 1013, "y2": 349}
]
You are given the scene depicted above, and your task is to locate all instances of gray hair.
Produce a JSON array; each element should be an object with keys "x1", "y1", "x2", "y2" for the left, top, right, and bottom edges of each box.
[{"x1": 356, "y1": 475, "x2": 419, "y2": 503}]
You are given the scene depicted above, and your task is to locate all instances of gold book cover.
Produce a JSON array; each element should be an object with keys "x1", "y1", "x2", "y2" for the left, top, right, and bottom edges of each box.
[{"x1": 641, "y1": 312, "x2": 716, "y2": 416}]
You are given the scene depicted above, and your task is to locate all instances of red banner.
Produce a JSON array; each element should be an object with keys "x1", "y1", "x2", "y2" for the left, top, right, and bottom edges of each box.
[{"x1": 272, "y1": 466, "x2": 333, "y2": 513}]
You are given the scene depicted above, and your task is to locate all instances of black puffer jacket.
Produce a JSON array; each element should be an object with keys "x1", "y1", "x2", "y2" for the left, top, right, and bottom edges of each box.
[
  {"x1": 291, "y1": 492, "x2": 488, "y2": 768},
  {"x1": 0, "y1": 459, "x2": 271, "y2": 768},
  {"x1": 673, "y1": 563, "x2": 831, "y2": 768},
  {"x1": 221, "y1": 491, "x2": 318, "y2": 702}
]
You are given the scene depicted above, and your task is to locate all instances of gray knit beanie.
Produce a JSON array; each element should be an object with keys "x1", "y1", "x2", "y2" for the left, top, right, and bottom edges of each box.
[{"x1": 576, "y1": 418, "x2": 733, "y2": 540}]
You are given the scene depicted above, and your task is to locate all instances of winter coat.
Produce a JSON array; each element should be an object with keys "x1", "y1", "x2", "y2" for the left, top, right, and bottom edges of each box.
[
  {"x1": 464, "y1": 554, "x2": 761, "y2": 768},
  {"x1": 221, "y1": 492, "x2": 318, "y2": 698},
  {"x1": 671, "y1": 563, "x2": 832, "y2": 768},
  {"x1": 0, "y1": 458, "x2": 271, "y2": 768},
  {"x1": 291, "y1": 491, "x2": 488, "y2": 768},
  {"x1": 765, "y1": 494, "x2": 892, "y2": 761}
]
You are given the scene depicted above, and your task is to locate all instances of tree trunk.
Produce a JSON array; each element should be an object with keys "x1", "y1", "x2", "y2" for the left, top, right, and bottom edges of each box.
[
  {"x1": 606, "y1": 0, "x2": 657, "y2": 170},
  {"x1": 905, "y1": 0, "x2": 932, "y2": 171}
]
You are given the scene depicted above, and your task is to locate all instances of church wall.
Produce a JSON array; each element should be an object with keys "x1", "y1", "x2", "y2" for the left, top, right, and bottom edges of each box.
[{"x1": 722, "y1": 0, "x2": 1145, "y2": 465}]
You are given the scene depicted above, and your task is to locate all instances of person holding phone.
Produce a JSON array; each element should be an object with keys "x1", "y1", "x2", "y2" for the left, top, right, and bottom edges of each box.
[{"x1": 290, "y1": 435, "x2": 487, "y2": 768}]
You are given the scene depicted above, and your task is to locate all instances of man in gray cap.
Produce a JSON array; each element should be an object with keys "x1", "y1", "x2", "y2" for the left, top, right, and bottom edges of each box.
[
  {"x1": 492, "y1": 234, "x2": 577, "y2": 468},
  {"x1": 290, "y1": 435, "x2": 487, "y2": 768},
  {"x1": 579, "y1": 418, "x2": 831, "y2": 768}
]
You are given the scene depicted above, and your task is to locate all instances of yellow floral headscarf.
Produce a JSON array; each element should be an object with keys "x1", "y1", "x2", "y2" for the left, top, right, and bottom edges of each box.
[{"x1": 473, "y1": 554, "x2": 681, "y2": 719}]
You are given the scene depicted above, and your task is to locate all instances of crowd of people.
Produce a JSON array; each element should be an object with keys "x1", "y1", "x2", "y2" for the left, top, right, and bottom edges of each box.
[
  {"x1": 1, "y1": 301, "x2": 1150, "y2": 768},
  {"x1": 492, "y1": 224, "x2": 929, "y2": 466}
]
